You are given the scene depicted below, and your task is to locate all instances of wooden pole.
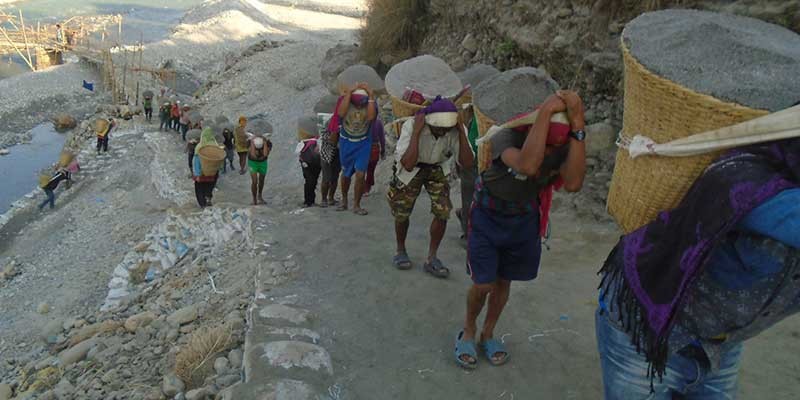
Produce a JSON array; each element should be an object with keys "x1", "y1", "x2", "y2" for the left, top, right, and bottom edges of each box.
[
  {"x1": 18, "y1": 10, "x2": 33, "y2": 68},
  {"x1": 0, "y1": 26, "x2": 34, "y2": 71}
]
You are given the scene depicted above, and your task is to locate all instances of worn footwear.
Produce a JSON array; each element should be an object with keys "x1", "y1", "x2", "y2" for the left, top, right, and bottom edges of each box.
[
  {"x1": 320, "y1": 200, "x2": 329, "y2": 208},
  {"x1": 392, "y1": 252, "x2": 412, "y2": 270},
  {"x1": 479, "y1": 338, "x2": 509, "y2": 366},
  {"x1": 455, "y1": 330, "x2": 478, "y2": 370},
  {"x1": 424, "y1": 258, "x2": 450, "y2": 278}
]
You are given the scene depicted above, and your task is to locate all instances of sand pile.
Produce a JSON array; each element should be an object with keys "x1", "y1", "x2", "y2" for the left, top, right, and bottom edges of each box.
[
  {"x1": 385, "y1": 55, "x2": 463, "y2": 99},
  {"x1": 248, "y1": 119, "x2": 273, "y2": 135},
  {"x1": 296, "y1": 115, "x2": 319, "y2": 140},
  {"x1": 457, "y1": 64, "x2": 500, "y2": 89},
  {"x1": 624, "y1": 10, "x2": 800, "y2": 112},
  {"x1": 337, "y1": 65, "x2": 384, "y2": 93},
  {"x1": 473, "y1": 67, "x2": 560, "y2": 123},
  {"x1": 314, "y1": 94, "x2": 339, "y2": 114}
]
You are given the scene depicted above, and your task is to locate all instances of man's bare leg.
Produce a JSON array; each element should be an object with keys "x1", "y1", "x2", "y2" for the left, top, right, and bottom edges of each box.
[
  {"x1": 250, "y1": 173, "x2": 258, "y2": 205},
  {"x1": 258, "y1": 174, "x2": 266, "y2": 204},
  {"x1": 353, "y1": 171, "x2": 367, "y2": 214},
  {"x1": 480, "y1": 279, "x2": 511, "y2": 363},
  {"x1": 428, "y1": 218, "x2": 447, "y2": 262},
  {"x1": 462, "y1": 283, "x2": 493, "y2": 364},
  {"x1": 338, "y1": 175, "x2": 351, "y2": 211}
]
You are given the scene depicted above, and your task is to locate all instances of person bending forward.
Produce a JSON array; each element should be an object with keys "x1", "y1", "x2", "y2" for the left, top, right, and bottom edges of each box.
[{"x1": 456, "y1": 90, "x2": 586, "y2": 369}]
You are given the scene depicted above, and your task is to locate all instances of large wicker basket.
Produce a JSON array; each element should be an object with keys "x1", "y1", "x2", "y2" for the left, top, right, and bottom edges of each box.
[
  {"x1": 473, "y1": 105, "x2": 496, "y2": 172},
  {"x1": 607, "y1": 41, "x2": 768, "y2": 233},
  {"x1": 197, "y1": 146, "x2": 226, "y2": 176},
  {"x1": 390, "y1": 96, "x2": 425, "y2": 118}
]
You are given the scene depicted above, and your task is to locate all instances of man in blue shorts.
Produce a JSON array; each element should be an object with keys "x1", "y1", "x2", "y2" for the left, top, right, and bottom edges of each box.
[{"x1": 455, "y1": 90, "x2": 587, "y2": 369}]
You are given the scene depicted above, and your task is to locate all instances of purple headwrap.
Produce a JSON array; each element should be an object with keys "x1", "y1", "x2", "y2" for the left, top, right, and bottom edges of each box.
[{"x1": 418, "y1": 96, "x2": 458, "y2": 115}]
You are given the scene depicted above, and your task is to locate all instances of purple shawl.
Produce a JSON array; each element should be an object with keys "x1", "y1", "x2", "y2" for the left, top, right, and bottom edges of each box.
[
  {"x1": 418, "y1": 95, "x2": 458, "y2": 115},
  {"x1": 600, "y1": 138, "x2": 800, "y2": 383}
]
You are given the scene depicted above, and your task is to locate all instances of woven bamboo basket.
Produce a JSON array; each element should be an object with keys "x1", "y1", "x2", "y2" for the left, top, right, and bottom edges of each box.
[
  {"x1": 197, "y1": 146, "x2": 226, "y2": 176},
  {"x1": 390, "y1": 96, "x2": 425, "y2": 118},
  {"x1": 607, "y1": 41, "x2": 768, "y2": 233},
  {"x1": 57, "y1": 150, "x2": 75, "y2": 167},
  {"x1": 473, "y1": 105, "x2": 496, "y2": 172}
]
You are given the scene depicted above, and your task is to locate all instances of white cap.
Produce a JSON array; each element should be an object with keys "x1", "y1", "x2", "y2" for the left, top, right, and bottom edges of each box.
[
  {"x1": 352, "y1": 89, "x2": 368, "y2": 96},
  {"x1": 425, "y1": 112, "x2": 458, "y2": 128},
  {"x1": 253, "y1": 137, "x2": 264, "y2": 149}
]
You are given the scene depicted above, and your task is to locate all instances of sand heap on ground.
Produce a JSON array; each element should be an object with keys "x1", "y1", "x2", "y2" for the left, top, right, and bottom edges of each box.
[{"x1": 623, "y1": 9, "x2": 800, "y2": 112}]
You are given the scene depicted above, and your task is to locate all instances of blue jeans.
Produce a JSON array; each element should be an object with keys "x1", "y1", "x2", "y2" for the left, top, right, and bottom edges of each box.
[
  {"x1": 39, "y1": 189, "x2": 55, "y2": 210},
  {"x1": 595, "y1": 309, "x2": 742, "y2": 399}
]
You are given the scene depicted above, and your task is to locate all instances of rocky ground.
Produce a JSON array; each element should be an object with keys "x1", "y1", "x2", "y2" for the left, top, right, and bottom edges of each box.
[{"x1": 0, "y1": 1, "x2": 798, "y2": 399}]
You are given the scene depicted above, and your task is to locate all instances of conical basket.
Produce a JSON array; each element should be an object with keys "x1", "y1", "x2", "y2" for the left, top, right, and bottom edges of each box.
[
  {"x1": 606, "y1": 41, "x2": 768, "y2": 233},
  {"x1": 197, "y1": 146, "x2": 225, "y2": 176}
]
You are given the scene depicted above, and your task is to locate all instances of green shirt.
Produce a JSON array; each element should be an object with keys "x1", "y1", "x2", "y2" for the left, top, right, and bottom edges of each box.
[{"x1": 468, "y1": 117, "x2": 479, "y2": 155}]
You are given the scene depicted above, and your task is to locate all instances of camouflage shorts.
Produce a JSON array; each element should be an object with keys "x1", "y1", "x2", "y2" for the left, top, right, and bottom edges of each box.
[{"x1": 387, "y1": 165, "x2": 452, "y2": 222}]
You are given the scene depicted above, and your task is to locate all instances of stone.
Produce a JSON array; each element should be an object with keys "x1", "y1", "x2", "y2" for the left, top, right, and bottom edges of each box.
[
  {"x1": 37, "y1": 302, "x2": 51, "y2": 314},
  {"x1": 58, "y1": 338, "x2": 98, "y2": 366},
  {"x1": 53, "y1": 113, "x2": 77, "y2": 131},
  {"x1": 185, "y1": 388, "x2": 209, "y2": 400},
  {"x1": 0, "y1": 261, "x2": 17, "y2": 281},
  {"x1": 41, "y1": 319, "x2": 64, "y2": 341},
  {"x1": 161, "y1": 373, "x2": 184, "y2": 397},
  {"x1": 215, "y1": 374, "x2": 240, "y2": 388},
  {"x1": 320, "y1": 43, "x2": 360, "y2": 95},
  {"x1": 258, "y1": 304, "x2": 309, "y2": 325},
  {"x1": 260, "y1": 341, "x2": 333, "y2": 375},
  {"x1": 214, "y1": 357, "x2": 230, "y2": 375},
  {"x1": 124, "y1": 312, "x2": 157, "y2": 333},
  {"x1": 167, "y1": 305, "x2": 198, "y2": 326},
  {"x1": 0, "y1": 384, "x2": 11, "y2": 400},
  {"x1": 585, "y1": 122, "x2": 617, "y2": 157},
  {"x1": 462, "y1": 33, "x2": 478, "y2": 53},
  {"x1": 228, "y1": 349, "x2": 243, "y2": 368},
  {"x1": 134, "y1": 242, "x2": 150, "y2": 252}
]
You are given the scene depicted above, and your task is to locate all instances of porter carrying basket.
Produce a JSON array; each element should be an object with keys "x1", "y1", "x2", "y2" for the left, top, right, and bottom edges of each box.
[{"x1": 197, "y1": 146, "x2": 226, "y2": 176}]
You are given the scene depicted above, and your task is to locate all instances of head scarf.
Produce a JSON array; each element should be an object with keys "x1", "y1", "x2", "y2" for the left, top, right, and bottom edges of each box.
[
  {"x1": 419, "y1": 96, "x2": 458, "y2": 128},
  {"x1": 238, "y1": 116, "x2": 247, "y2": 126},
  {"x1": 350, "y1": 89, "x2": 370, "y2": 107},
  {"x1": 195, "y1": 127, "x2": 218, "y2": 154},
  {"x1": 507, "y1": 108, "x2": 571, "y2": 146}
]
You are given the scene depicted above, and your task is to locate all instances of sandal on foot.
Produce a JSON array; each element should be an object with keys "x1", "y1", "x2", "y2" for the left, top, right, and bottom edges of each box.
[
  {"x1": 424, "y1": 258, "x2": 450, "y2": 278},
  {"x1": 392, "y1": 252, "x2": 412, "y2": 270},
  {"x1": 479, "y1": 338, "x2": 509, "y2": 366},
  {"x1": 454, "y1": 330, "x2": 478, "y2": 369},
  {"x1": 353, "y1": 208, "x2": 368, "y2": 216},
  {"x1": 336, "y1": 204, "x2": 348, "y2": 212}
]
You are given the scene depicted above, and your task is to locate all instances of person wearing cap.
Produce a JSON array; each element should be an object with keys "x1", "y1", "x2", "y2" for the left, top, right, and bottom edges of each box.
[
  {"x1": 388, "y1": 96, "x2": 474, "y2": 277},
  {"x1": 455, "y1": 90, "x2": 586, "y2": 370},
  {"x1": 248, "y1": 131, "x2": 273, "y2": 205},
  {"x1": 96, "y1": 118, "x2": 116, "y2": 154},
  {"x1": 330, "y1": 83, "x2": 377, "y2": 215},
  {"x1": 234, "y1": 116, "x2": 250, "y2": 175}
]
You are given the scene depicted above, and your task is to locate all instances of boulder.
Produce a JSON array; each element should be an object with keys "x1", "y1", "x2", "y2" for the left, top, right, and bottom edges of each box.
[
  {"x1": 53, "y1": 114, "x2": 77, "y2": 131},
  {"x1": 161, "y1": 373, "x2": 185, "y2": 397},
  {"x1": 320, "y1": 43, "x2": 360, "y2": 95},
  {"x1": 585, "y1": 121, "x2": 616, "y2": 157},
  {"x1": 58, "y1": 338, "x2": 98, "y2": 366},
  {"x1": 461, "y1": 34, "x2": 478, "y2": 53},
  {"x1": 37, "y1": 302, "x2": 51, "y2": 315},
  {"x1": 167, "y1": 305, "x2": 198, "y2": 326},
  {"x1": 124, "y1": 311, "x2": 157, "y2": 333}
]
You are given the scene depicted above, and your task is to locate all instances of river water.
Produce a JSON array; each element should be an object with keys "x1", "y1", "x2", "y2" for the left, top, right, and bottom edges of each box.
[{"x1": 0, "y1": 123, "x2": 66, "y2": 214}]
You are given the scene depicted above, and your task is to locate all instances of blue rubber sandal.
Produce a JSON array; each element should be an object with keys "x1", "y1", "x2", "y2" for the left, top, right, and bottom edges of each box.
[
  {"x1": 454, "y1": 330, "x2": 478, "y2": 370},
  {"x1": 393, "y1": 252, "x2": 412, "y2": 270},
  {"x1": 480, "y1": 338, "x2": 509, "y2": 366}
]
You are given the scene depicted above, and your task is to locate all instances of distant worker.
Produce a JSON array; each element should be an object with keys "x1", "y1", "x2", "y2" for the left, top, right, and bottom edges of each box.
[
  {"x1": 96, "y1": 118, "x2": 116, "y2": 154},
  {"x1": 298, "y1": 137, "x2": 321, "y2": 207},
  {"x1": 179, "y1": 105, "x2": 191, "y2": 140},
  {"x1": 388, "y1": 96, "x2": 473, "y2": 276},
  {"x1": 170, "y1": 101, "x2": 181, "y2": 132},
  {"x1": 364, "y1": 108, "x2": 386, "y2": 197},
  {"x1": 319, "y1": 114, "x2": 341, "y2": 208},
  {"x1": 159, "y1": 102, "x2": 171, "y2": 131},
  {"x1": 248, "y1": 130, "x2": 272, "y2": 205},
  {"x1": 330, "y1": 83, "x2": 378, "y2": 215},
  {"x1": 143, "y1": 94, "x2": 154, "y2": 123},
  {"x1": 38, "y1": 167, "x2": 71, "y2": 211},
  {"x1": 455, "y1": 91, "x2": 586, "y2": 370},
  {"x1": 55, "y1": 24, "x2": 64, "y2": 45},
  {"x1": 234, "y1": 116, "x2": 249, "y2": 175},
  {"x1": 222, "y1": 126, "x2": 236, "y2": 173},
  {"x1": 192, "y1": 128, "x2": 220, "y2": 208}
]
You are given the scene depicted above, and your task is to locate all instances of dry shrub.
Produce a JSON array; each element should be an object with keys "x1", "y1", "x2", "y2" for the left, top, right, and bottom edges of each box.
[
  {"x1": 175, "y1": 325, "x2": 233, "y2": 389},
  {"x1": 360, "y1": 0, "x2": 431, "y2": 65}
]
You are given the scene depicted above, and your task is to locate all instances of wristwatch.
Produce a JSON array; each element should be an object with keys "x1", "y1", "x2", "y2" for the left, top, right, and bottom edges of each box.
[{"x1": 569, "y1": 129, "x2": 586, "y2": 142}]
